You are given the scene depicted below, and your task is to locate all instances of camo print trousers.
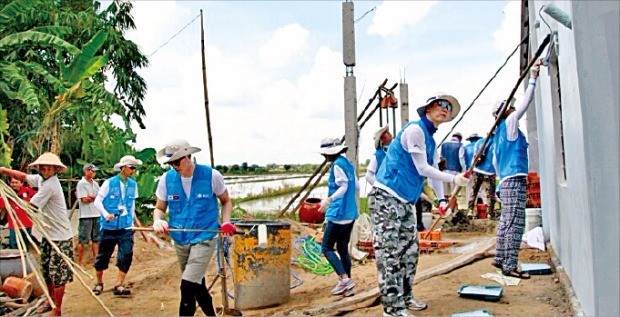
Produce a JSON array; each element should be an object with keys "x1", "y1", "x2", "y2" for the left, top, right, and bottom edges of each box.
[
  {"x1": 370, "y1": 188, "x2": 419, "y2": 314},
  {"x1": 494, "y1": 176, "x2": 527, "y2": 272},
  {"x1": 41, "y1": 239, "x2": 74, "y2": 286}
]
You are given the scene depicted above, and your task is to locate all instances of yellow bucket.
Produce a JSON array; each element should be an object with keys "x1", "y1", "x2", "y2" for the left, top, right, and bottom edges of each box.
[{"x1": 232, "y1": 220, "x2": 291, "y2": 310}]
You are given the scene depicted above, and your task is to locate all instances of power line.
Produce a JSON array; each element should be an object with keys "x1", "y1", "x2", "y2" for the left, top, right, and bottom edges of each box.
[
  {"x1": 355, "y1": 6, "x2": 376, "y2": 23},
  {"x1": 149, "y1": 13, "x2": 201, "y2": 57},
  {"x1": 437, "y1": 33, "x2": 530, "y2": 148}
]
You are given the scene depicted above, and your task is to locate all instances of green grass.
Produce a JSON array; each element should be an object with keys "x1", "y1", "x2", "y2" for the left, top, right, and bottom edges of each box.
[{"x1": 231, "y1": 182, "x2": 328, "y2": 205}]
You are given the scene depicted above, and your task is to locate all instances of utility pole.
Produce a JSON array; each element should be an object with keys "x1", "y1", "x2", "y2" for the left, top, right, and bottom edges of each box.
[
  {"x1": 342, "y1": 0, "x2": 358, "y2": 172},
  {"x1": 400, "y1": 79, "x2": 410, "y2": 128},
  {"x1": 200, "y1": 9, "x2": 215, "y2": 166}
]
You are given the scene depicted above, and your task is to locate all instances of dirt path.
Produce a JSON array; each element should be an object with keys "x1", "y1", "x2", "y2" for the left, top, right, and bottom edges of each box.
[{"x1": 63, "y1": 227, "x2": 573, "y2": 316}]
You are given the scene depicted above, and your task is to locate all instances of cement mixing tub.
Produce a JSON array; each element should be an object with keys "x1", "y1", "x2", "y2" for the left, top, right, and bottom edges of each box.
[{"x1": 232, "y1": 220, "x2": 291, "y2": 310}]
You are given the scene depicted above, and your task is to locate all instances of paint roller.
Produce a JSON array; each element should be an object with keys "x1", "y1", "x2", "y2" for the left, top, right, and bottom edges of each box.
[{"x1": 542, "y1": 4, "x2": 573, "y2": 30}]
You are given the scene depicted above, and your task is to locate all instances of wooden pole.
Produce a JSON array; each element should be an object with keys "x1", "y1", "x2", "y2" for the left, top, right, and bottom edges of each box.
[
  {"x1": 424, "y1": 34, "x2": 551, "y2": 239},
  {"x1": 200, "y1": 9, "x2": 215, "y2": 167}
]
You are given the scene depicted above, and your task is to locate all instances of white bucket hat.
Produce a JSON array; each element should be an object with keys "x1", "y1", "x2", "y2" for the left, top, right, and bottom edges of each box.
[
  {"x1": 157, "y1": 139, "x2": 201, "y2": 164},
  {"x1": 28, "y1": 152, "x2": 67, "y2": 173},
  {"x1": 318, "y1": 138, "x2": 347, "y2": 156},
  {"x1": 113, "y1": 155, "x2": 143, "y2": 171},
  {"x1": 373, "y1": 125, "x2": 389, "y2": 149},
  {"x1": 492, "y1": 98, "x2": 516, "y2": 117},
  {"x1": 416, "y1": 93, "x2": 461, "y2": 122}
]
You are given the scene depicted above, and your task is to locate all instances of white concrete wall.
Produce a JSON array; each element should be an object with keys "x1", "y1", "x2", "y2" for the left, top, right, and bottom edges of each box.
[{"x1": 530, "y1": 1, "x2": 619, "y2": 316}]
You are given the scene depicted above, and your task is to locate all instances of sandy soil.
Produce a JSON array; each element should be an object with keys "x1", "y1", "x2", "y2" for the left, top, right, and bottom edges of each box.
[{"x1": 61, "y1": 220, "x2": 573, "y2": 316}]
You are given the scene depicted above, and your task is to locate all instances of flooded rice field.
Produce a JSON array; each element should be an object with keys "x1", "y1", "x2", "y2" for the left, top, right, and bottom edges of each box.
[{"x1": 226, "y1": 174, "x2": 372, "y2": 214}]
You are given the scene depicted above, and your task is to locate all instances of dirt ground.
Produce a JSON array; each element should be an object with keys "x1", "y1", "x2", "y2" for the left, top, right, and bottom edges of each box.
[{"x1": 61, "y1": 219, "x2": 573, "y2": 317}]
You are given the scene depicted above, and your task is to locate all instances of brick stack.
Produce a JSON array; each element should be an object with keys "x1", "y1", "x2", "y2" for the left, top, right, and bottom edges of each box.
[{"x1": 527, "y1": 171, "x2": 541, "y2": 208}]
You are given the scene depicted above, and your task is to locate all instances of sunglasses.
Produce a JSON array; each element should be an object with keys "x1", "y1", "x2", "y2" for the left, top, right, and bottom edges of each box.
[
  {"x1": 436, "y1": 100, "x2": 453, "y2": 112},
  {"x1": 126, "y1": 166, "x2": 137, "y2": 170},
  {"x1": 169, "y1": 158, "x2": 183, "y2": 167}
]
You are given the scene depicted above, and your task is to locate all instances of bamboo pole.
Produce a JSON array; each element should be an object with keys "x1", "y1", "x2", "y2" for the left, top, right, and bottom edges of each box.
[
  {"x1": 424, "y1": 34, "x2": 551, "y2": 239},
  {"x1": 28, "y1": 211, "x2": 112, "y2": 316},
  {"x1": 289, "y1": 164, "x2": 330, "y2": 216},
  {"x1": 275, "y1": 79, "x2": 389, "y2": 218},
  {"x1": 200, "y1": 9, "x2": 215, "y2": 167}
]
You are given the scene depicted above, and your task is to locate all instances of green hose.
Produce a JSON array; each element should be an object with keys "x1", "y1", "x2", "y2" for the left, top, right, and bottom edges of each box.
[{"x1": 296, "y1": 237, "x2": 334, "y2": 275}]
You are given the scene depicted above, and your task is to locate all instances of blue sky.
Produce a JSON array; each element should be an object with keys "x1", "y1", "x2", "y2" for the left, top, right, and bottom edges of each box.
[{"x1": 115, "y1": 0, "x2": 523, "y2": 166}]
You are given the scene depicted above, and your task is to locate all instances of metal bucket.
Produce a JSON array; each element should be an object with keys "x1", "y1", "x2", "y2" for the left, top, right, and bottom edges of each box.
[
  {"x1": 232, "y1": 220, "x2": 291, "y2": 310},
  {"x1": 0, "y1": 249, "x2": 39, "y2": 280}
]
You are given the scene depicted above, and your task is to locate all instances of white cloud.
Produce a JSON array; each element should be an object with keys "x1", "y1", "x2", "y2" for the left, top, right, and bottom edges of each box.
[
  {"x1": 368, "y1": 1, "x2": 437, "y2": 37},
  {"x1": 258, "y1": 23, "x2": 310, "y2": 68},
  {"x1": 117, "y1": 1, "x2": 523, "y2": 166},
  {"x1": 493, "y1": 1, "x2": 521, "y2": 54}
]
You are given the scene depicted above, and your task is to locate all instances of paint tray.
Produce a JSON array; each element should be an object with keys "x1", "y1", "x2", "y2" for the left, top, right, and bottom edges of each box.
[
  {"x1": 458, "y1": 285, "x2": 503, "y2": 301},
  {"x1": 451, "y1": 309, "x2": 494, "y2": 317},
  {"x1": 519, "y1": 262, "x2": 553, "y2": 275}
]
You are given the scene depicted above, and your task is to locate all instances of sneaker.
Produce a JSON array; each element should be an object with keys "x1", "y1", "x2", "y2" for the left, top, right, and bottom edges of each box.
[
  {"x1": 405, "y1": 298, "x2": 427, "y2": 311},
  {"x1": 330, "y1": 277, "x2": 355, "y2": 295},
  {"x1": 383, "y1": 309, "x2": 417, "y2": 317},
  {"x1": 342, "y1": 288, "x2": 355, "y2": 297}
]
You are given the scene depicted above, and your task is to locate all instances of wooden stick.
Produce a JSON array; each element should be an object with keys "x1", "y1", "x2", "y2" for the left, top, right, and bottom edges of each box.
[
  {"x1": 290, "y1": 164, "x2": 330, "y2": 216},
  {"x1": 31, "y1": 214, "x2": 113, "y2": 316},
  {"x1": 304, "y1": 238, "x2": 496, "y2": 316},
  {"x1": 275, "y1": 79, "x2": 390, "y2": 218},
  {"x1": 425, "y1": 34, "x2": 552, "y2": 239}
]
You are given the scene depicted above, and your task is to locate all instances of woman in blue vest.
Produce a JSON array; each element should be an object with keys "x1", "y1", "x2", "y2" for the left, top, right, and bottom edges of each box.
[
  {"x1": 93, "y1": 155, "x2": 142, "y2": 296},
  {"x1": 468, "y1": 135, "x2": 498, "y2": 219},
  {"x1": 463, "y1": 133, "x2": 482, "y2": 214},
  {"x1": 317, "y1": 138, "x2": 359, "y2": 297},
  {"x1": 371, "y1": 93, "x2": 470, "y2": 317},
  {"x1": 365, "y1": 125, "x2": 392, "y2": 186},
  {"x1": 491, "y1": 63, "x2": 541, "y2": 279},
  {"x1": 152, "y1": 139, "x2": 234, "y2": 316}
]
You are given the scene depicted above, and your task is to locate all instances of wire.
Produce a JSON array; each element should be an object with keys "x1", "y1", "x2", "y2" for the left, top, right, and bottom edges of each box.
[
  {"x1": 149, "y1": 13, "x2": 201, "y2": 57},
  {"x1": 355, "y1": 6, "x2": 376, "y2": 24},
  {"x1": 437, "y1": 33, "x2": 530, "y2": 148}
]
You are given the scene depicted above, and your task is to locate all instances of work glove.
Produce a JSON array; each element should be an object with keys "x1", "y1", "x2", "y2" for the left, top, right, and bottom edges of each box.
[
  {"x1": 220, "y1": 222, "x2": 236, "y2": 236},
  {"x1": 530, "y1": 64, "x2": 541, "y2": 79},
  {"x1": 437, "y1": 199, "x2": 453, "y2": 218},
  {"x1": 318, "y1": 196, "x2": 333, "y2": 213},
  {"x1": 453, "y1": 172, "x2": 471, "y2": 187},
  {"x1": 153, "y1": 219, "x2": 169, "y2": 233}
]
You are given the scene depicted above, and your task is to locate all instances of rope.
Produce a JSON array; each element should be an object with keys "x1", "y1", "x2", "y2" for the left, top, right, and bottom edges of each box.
[
  {"x1": 294, "y1": 237, "x2": 334, "y2": 275},
  {"x1": 149, "y1": 13, "x2": 201, "y2": 57},
  {"x1": 437, "y1": 33, "x2": 530, "y2": 148}
]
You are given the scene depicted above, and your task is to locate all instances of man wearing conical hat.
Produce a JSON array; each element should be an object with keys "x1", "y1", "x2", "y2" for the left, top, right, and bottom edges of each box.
[
  {"x1": 152, "y1": 139, "x2": 233, "y2": 317},
  {"x1": 1, "y1": 152, "x2": 73, "y2": 315},
  {"x1": 92, "y1": 155, "x2": 142, "y2": 297}
]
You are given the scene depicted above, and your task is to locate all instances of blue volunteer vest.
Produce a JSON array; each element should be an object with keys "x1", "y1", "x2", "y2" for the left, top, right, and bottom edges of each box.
[
  {"x1": 441, "y1": 140, "x2": 462, "y2": 172},
  {"x1": 376, "y1": 120, "x2": 435, "y2": 203},
  {"x1": 463, "y1": 142, "x2": 476, "y2": 170},
  {"x1": 474, "y1": 138, "x2": 496, "y2": 174},
  {"x1": 166, "y1": 164, "x2": 219, "y2": 245},
  {"x1": 375, "y1": 148, "x2": 387, "y2": 168},
  {"x1": 493, "y1": 121, "x2": 528, "y2": 180},
  {"x1": 325, "y1": 156, "x2": 358, "y2": 222},
  {"x1": 101, "y1": 176, "x2": 136, "y2": 230}
]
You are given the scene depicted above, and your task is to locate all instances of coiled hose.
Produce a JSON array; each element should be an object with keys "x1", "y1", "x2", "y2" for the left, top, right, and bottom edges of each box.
[{"x1": 293, "y1": 237, "x2": 334, "y2": 275}]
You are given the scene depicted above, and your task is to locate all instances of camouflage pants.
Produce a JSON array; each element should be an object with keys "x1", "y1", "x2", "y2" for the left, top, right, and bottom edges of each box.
[
  {"x1": 468, "y1": 172, "x2": 497, "y2": 216},
  {"x1": 370, "y1": 188, "x2": 419, "y2": 314},
  {"x1": 41, "y1": 239, "x2": 74, "y2": 286}
]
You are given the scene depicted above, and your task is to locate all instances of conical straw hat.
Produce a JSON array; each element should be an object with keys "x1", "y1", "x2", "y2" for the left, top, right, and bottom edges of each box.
[{"x1": 28, "y1": 152, "x2": 67, "y2": 173}]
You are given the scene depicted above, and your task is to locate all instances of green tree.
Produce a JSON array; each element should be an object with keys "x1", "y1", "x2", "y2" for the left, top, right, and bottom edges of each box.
[{"x1": 0, "y1": 0, "x2": 148, "y2": 170}]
